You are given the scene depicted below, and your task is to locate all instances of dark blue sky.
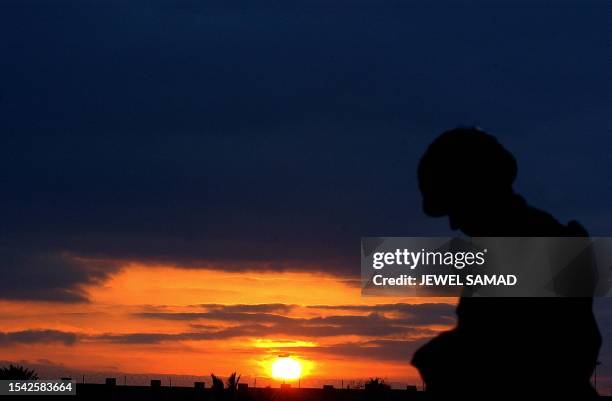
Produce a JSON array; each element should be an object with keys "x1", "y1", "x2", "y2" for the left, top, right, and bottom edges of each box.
[{"x1": 0, "y1": 1, "x2": 610, "y2": 290}]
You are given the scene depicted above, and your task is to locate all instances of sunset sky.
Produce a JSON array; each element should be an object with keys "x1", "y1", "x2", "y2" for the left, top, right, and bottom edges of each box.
[
  {"x1": 1, "y1": 0, "x2": 611, "y2": 392},
  {"x1": 0, "y1": 265, "x2": 455, "y2": 386}
]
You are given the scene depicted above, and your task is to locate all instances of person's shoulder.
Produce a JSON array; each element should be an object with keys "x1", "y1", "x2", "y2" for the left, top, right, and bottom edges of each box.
[
  {"x1": 527, "y1": 211, "x2": 589, "y2": 237},
  {"x1": 521, "y1": 203, "x2": 588, "y2": 237},
  {"x1": 566, "y1": 220, "x2": 589, "y2": 237},
  {"x1": 520, "y1": 205, "x2": 560, "y2": 234}
]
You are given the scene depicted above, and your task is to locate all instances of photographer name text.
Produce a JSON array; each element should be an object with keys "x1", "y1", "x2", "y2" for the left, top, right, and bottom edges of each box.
[{"x1": 372, "y1": 274, "x2": 517, "y2": 287}]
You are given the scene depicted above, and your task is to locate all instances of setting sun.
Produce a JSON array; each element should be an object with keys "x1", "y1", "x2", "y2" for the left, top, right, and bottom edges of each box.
[{"x1": 271, "y1": 356, "x2": 302, "y2": 381}]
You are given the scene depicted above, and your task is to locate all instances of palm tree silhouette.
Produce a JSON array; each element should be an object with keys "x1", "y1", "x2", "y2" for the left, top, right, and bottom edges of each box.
[
  {"x1": 210, "y1": 372, "x2": 241, "y2": 400},
  {"x1": 226, "y1": 372, "x2": 241, "y2": 396},
  {"x1": 0, "y1": 364, "x2": 39, "y2": 380}
]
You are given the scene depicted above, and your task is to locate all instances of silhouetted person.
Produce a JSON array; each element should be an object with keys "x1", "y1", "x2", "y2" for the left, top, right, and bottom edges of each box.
[{"x1": 411, "y1": 128, "x2": 601, "y2": 399}]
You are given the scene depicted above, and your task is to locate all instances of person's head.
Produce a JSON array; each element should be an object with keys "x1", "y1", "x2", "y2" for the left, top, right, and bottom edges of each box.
[{"x1": 417, "y1": 127, "x2": 517, "y2": 234}]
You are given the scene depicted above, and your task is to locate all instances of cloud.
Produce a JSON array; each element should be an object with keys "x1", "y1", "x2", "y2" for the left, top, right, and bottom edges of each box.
[
  {"x1": 13, "y1": 303, "x2": 449, "y2": 345},
  {"x1": 136, "y1": 311, "x2": 294, "y2": 324},
  {"x1": 137, "y1": 302, "x2": 455, "y2": 328},
  {"x1": 307, "y1": 303, "x2": 456, "y2": 325},
  {"x1": 197, "y1": 304, "x2": 296, "y2": 314},
  {"x1": 0, "y1": 309, "x2": 443, "y2": 346},
  {"x1": 89, "y1": 320, "x2": 436, "y2": 345},
  {"x1": 292, "y1": 339, "x2": 429, "y2": 363},
  {"x1": 91, "y1": 332, "x2": 217, "y2": 344},
  {"x1": 0, "y1": 248, "x2": 119, "y2": 302},
  {"x1": 125, "y1": 303, "x2": 453, "y2": 342},
  {"x1": 0, "y1": 330, "x2": 77, "y2": 346}
]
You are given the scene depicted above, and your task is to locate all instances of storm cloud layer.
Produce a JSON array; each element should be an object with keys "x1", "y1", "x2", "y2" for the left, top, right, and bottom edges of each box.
[{"x1": 1, "y1": 0, "x2": 610, "y2": 301}]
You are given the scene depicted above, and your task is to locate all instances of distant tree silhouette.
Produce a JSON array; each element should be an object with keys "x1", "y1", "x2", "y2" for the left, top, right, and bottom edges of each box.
[
  {"x1": 210, "y1": 372, "x2": 242, "y2": 401},
  {"x1": 364, "y1": 377, "x2": 390, "y2": 400},
  {"x1": 211, "y1": 373, "x2": 225, "y2": 399},
  {"x1": 226, "y1": 372, "x2": 241, "y2": 395},
  {"x1": 364, "y1": 377, "x2": 390, "y2": 391},
  {"x1": 0, "y1": 364, "x2": 38, "y2": 380}
]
